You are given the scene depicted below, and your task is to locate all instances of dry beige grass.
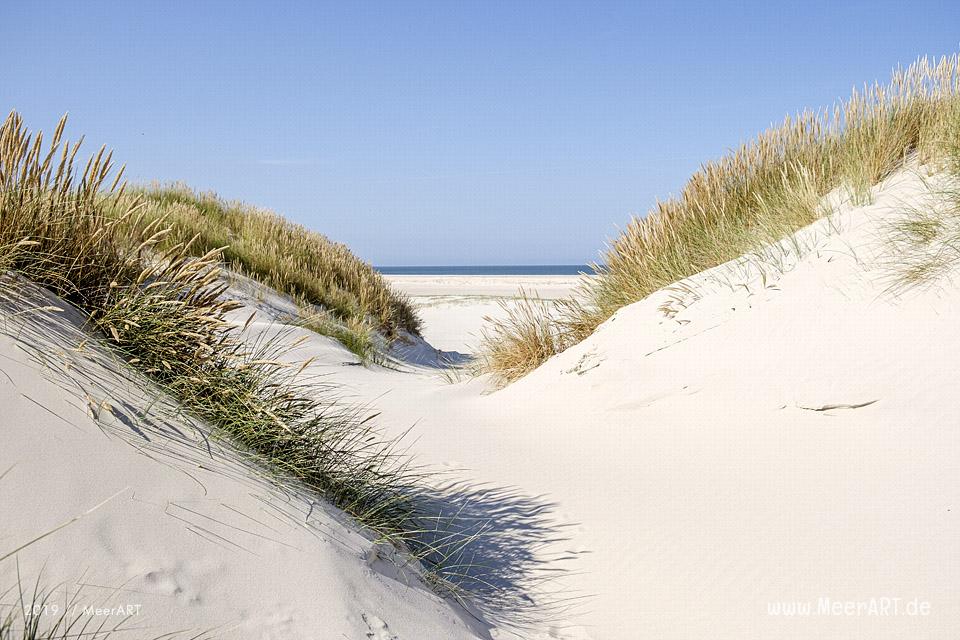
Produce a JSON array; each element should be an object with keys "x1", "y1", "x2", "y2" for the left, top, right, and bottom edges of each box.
[
  {"x1": 114, "y1": 183, "x2": 420, "y2": 338},
  {"x1": 478, "y1": 289, "x2": 572, "y2": 385},
  {"x1": 480, "y1": 54, "x2": 960, "y2": 385},
  {"x1": 883, "y1": 101, "x2": 960, "y2": 290},
  {"x1": 1, "y1": 112, "x2": 517, "y2": 619}
]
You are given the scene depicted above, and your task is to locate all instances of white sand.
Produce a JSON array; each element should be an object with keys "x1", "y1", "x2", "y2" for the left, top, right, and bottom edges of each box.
[
  {"x1": 3, "y1": 166, "x2": 959, "y2": 638},
  {"x1": 0, "y1": 284, "x2": 482, "y2": 639},
  {"x1": 386, "y1": 275, "x2": 583, "y2": 298},
  {"x1": 274, "y1": 167, "x2": 960, "y2": 638},
  {"x1": 386, "y1": 275, "x2": 582, "y2": 353}
]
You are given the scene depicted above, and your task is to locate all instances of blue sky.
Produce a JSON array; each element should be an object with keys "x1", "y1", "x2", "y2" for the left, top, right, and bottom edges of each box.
[{"x1": 2, "y1": 2, "x2": 959, "y2": 265}]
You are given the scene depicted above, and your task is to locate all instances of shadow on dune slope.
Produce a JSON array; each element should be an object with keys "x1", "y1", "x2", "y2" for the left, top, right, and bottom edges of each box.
[{"x1": 0, "y1": 277, "x2": 583, "y2": 637}]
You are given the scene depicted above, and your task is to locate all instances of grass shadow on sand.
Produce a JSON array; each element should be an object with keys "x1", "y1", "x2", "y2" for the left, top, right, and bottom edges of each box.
[{"x1": 0, "y1": 279, "x2": 585, "y2": 636}]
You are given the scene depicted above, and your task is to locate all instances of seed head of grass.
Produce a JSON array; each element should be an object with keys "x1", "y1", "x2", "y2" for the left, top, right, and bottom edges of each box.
[
  {"x1": 2, "y1": 112, "x2": 547, "y2": 622},
  {"x1": 479, "y1": 53, "x2": 960, "y2": 383}
]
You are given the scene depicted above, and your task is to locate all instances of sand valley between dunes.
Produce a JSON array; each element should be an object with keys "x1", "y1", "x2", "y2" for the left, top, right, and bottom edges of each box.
[
  {"x1": 3, "y1": 166, "x2": 959, "y2": 639},
  {"x1": 385, "y1": 274, "x2": 582, "y2": 353}
]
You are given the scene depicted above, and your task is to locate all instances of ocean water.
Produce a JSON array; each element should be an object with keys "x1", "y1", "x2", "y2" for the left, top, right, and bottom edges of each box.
[{"x1": 377, "y1": 264, "x2": 594, "y2": 276}]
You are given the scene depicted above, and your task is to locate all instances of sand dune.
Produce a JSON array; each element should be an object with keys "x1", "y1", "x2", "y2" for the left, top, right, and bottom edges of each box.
[
  {"x1": 3, "y1": 166, "x2": 959, "y2": 638},
  {"x1": 0, "y1": 283, "x2": 482, "y2": 640},
  {"x1": 386, "y1": 275, "x2": 581, "y2": 353},
  {"x1": 233, "y1": 166, "x2": 960, "y2": 637}
]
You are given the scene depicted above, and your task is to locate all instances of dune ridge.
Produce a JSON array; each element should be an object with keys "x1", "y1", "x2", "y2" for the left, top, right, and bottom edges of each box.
[{"x1": 3, "y1": 54, "x2": 960, "y2": 640}]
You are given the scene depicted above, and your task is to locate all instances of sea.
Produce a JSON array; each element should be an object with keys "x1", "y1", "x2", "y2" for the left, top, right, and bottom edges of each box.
[{"x1": 377, "y1": 265, "x2": 594, "y2": 276}]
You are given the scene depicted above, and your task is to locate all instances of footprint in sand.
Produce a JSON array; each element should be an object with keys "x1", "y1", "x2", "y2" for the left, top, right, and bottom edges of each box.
[
  {"x1": 564, "y1": 350, "x2": 604, "y2": 376},
  {"x1": 361, "y1": 613, "x2": 399, "y2": 640},
  {"x1": 144, "y1": 569, "x2": 183, "y2": 597}
]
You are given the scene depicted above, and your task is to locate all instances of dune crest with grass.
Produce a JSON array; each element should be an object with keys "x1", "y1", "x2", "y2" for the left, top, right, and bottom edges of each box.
[
  {"x1": 4, "y1": 52, "x2": 960, "y2": 640},
  {"x1": 479, "y1": 54, "x2": 960, "y2": 384},
  {"x1": 355, "y1": 159, "x2": 960, "y2": 639},
  {"x1": 0, "y1": 112, "x2": 515, "y2": 639},
  {"x1": 0, "y1": 280, "x2": 480, "y2": 640}
]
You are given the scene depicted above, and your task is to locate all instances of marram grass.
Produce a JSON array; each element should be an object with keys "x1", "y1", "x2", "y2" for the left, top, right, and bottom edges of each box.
[
  {"x1": 478, "y1": 290, "x2": 574, "y2": 384},
  {"x1": 0, "y1": 112, "x2": 526, "y2": 623},
  {"x1": 480, "y1": 53, "x2": 960, "y2": 385},
  {"x1": 0, "y1": 110, "x2": 410, "y2": 531},
  {"x1": 297, "y1": 308, "x2": 381, "y2": 364},
  {"x1": 115, "y1": 183, "x2": 421, "y2": 339},
  {"x1": 882, "y1": 100, "x2": 960, "y2": 291}
]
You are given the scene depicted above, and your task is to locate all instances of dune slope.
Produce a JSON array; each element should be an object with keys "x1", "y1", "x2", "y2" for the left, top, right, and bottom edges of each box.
[
  {"x1": 257, "y1": 165, "x2": 960, "y2": 638},
  {"x1": 487, "y1": 166, "x2": 960, "y2": 638},
  {"x1": 5, "y1": 164, "x2": 958, "y2": 639},
  {"x1": 0, "y1": 282, "x2": 483, "y2": 640}
]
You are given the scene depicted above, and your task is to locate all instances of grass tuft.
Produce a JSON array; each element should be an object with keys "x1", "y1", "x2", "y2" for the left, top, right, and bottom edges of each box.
[
  {"x1": 1, "y1": 111, "x2": 540, "y2": 622},
  {"x1": 297, "y1": 309, "x2": 381, "y2": 364},
  {"x1": 113, "y1": 182, "x2": 421, "y2": 339},
  {"x1": 478, "y1": 290, "x2": 572, "y2": 385},
  {"x1": 883, "y1": 102, "x2": 960, "y2": 291},
  {"x1": 480, "y1": 53, "x2": 960, "y2": 384},
  {"x1": 1, "y1": 576, "x2": 127, "y2": 640}
]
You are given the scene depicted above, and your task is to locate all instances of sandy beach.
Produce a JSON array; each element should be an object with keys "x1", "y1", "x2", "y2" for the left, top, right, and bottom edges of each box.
[
  {"x1": 264, "y1": 167, "x2": 960, "y2": 637},
  {"x1": 386, "y1": 275, "x2": 582, "y2": 352},
  {"x1": 3, "y1": 32, "x2": 960, "y2": 638},
  {"x1": 4, "y1": 167, "x2": 960, "y2": 638}
]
